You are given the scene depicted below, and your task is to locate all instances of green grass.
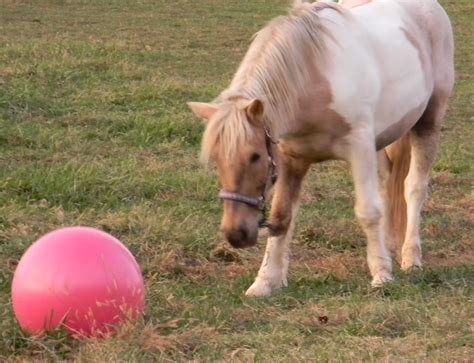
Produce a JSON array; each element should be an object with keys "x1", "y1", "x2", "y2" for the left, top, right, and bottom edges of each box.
[{"x1": 0, "y1": 0, "x2": 473, "y2": 361}]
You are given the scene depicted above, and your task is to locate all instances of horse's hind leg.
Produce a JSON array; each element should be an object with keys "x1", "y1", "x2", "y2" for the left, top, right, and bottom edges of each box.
[
  {"x1": 245, "y1": 157, "x2": 310, "y2": 297},
  {"x1": 377, "y1": 149, "x2": 398, "y2": 257},
  {"x1": 401, "y1": 90, "x2": 450, "y2": 271}
]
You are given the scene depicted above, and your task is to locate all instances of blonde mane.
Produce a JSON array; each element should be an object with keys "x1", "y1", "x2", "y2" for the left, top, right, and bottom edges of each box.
[{"x1": 201, "y1": 1, "x2": 342, "y2": 164}]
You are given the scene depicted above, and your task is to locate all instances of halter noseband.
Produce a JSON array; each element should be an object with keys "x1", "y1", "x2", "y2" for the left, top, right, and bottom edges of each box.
[{"x1": 218, "y1": 126, "x2": 278, "y2": 228}]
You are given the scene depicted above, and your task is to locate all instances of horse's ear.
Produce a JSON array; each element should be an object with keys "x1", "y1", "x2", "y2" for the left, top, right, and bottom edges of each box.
[
  {"x1": 187, "y1": 102, "x2": 218, "y2": 122},
  {"x1": 245, "y1": 99, "x2": 264, "y2": 124}
]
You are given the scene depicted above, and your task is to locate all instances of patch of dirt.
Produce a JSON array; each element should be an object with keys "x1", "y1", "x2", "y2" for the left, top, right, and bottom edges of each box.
[
  {"x1": 291, "y1": 244, "x2": 365, "y2": 278},
  {"x1": 426, "y1": 243, "x2": 474, "y2": 268},
  {"x1": 210, "y1": 243, "x2": 243, "y2": 263}
]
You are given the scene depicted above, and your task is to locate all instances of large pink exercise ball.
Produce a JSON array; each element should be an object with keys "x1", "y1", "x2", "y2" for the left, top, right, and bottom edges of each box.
[{"x1": 11, "y1": 227, "x2": 145, "y2": 337}]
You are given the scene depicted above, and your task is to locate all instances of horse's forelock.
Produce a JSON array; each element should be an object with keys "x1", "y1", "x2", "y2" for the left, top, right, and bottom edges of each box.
[{"x1": 200, "y1": 102, "x2": 255, "y2": 166}]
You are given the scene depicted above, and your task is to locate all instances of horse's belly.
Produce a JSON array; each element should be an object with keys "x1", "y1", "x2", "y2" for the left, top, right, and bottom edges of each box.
[
  {"x1": 375, "y1": 100, "x2": 428, "y2": 150},
  {"x1": 372, "y1": 41, "x2": 432, "y2": 144},
  {"x1": 371, "y1": 51, "x2": 431, "y2": 149}
]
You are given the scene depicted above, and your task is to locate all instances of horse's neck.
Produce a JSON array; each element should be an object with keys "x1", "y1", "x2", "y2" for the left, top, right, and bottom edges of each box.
[{"x1": 224, "y1": 3, "x2": 345, "y2": 138}]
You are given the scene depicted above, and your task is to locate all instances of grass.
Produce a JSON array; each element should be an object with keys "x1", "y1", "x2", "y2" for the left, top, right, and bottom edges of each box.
[{"x1": 0, "y1": 0, "x2": 473, "y2": 361}]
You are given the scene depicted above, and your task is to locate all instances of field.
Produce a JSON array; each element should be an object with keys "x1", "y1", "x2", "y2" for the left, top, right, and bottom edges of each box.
[{"x1": 0, "y1": 0, "x2": 472, "y2": 361}]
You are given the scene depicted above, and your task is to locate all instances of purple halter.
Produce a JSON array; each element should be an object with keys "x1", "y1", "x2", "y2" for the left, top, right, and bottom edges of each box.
[
  {"x1": 218, "y1": 126, "x2": 278, "y2": 227},
  {"x1": 218, "y1": 190, "x2": 266, "y2": 210}
]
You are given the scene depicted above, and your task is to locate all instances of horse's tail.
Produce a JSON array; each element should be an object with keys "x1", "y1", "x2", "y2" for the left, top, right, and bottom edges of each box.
[{"x1": 385, "y1": 134, "x2": 411, "y2": 256}]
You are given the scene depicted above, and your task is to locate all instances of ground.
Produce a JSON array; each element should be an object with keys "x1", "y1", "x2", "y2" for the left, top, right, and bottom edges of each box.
[{"x1": 0, "y1": 0, "x2": 472, "y2": 361}]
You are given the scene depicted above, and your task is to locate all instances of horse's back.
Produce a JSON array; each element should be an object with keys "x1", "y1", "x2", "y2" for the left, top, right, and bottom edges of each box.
[
  {"x1": 354, "y1": 0, "x2": 453, "y2": 92},
  {"x1": 394, "y1": 0, "x2": 455, "y2": 90}
]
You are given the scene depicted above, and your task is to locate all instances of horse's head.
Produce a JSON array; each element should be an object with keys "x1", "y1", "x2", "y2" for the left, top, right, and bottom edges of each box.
[{"x1": 188, "y1": 98, "x2": 276, "y2": 248}]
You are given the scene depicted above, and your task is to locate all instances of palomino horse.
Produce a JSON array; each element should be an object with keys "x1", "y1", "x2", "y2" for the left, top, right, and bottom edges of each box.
[{"x1": 188, "y1": 0, "x2": 454, "y2": 296}]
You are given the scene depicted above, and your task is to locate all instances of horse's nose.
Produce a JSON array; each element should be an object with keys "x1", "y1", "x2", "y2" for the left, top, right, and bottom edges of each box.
[{"x1": 224, "y1": 227, "x2": 256, "y2": 248}]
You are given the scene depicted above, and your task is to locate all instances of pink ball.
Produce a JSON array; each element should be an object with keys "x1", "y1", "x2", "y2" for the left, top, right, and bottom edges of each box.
[{"x1": 11, "y1": 227, "x2": 145, "y2": 337}]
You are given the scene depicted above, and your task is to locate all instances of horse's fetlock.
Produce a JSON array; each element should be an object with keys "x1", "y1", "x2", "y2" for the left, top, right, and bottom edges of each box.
[
  {"x1": 355, "y1": 206, "x2": 382, "y2": 228},
  {"x1": 404, "y1": 179, "x2": 428, "y2": 198}
]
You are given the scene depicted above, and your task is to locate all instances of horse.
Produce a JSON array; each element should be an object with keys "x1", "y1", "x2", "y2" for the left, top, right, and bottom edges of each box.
[{"x1": 188, "y1": 0, "x2": 454, "y2": 297}]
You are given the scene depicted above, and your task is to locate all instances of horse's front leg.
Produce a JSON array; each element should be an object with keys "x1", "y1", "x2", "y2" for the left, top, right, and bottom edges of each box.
[
  {"x1": 348, "y1": 131, "x2": 393, "y2": 287},
  {"x1": 245, "y1": 156, "x2": 310, "y2": 297}
]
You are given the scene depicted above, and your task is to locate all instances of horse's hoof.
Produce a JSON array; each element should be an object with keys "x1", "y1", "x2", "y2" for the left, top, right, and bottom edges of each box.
[
  {"x1": 401, "y1": 261, "x2": 423, "y2": 273},
  {"x1": 401, "y1": 253, "x2": 422, "y2": 271},
  {"x1": 371, "y1": 271, "x2": 394, "y2": 288},
  {"x1": 245, "y1": 281, "x2": 273, "y2": 297},
  {"x1": 245, "y1": 279, "x2": 279, "y2": 297},
  {"x1": 401, "y1": 246, "x2": 422, "y2": 272}
]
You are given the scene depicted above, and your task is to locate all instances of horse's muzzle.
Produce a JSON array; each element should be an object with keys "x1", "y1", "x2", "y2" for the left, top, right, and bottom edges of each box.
[{"x1": 222, "y1": 226, "x2": 257, "y2": 248}]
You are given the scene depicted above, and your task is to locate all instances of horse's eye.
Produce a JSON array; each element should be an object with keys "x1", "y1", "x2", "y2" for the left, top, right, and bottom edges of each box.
[{"x1": 250, "y1": 153, "x2": 261, "y2": 163}]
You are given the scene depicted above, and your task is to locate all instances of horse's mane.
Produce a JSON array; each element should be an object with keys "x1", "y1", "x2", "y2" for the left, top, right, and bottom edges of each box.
[{"x1": 201, "y1": 1, "x2": 342, "y2": 165}]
